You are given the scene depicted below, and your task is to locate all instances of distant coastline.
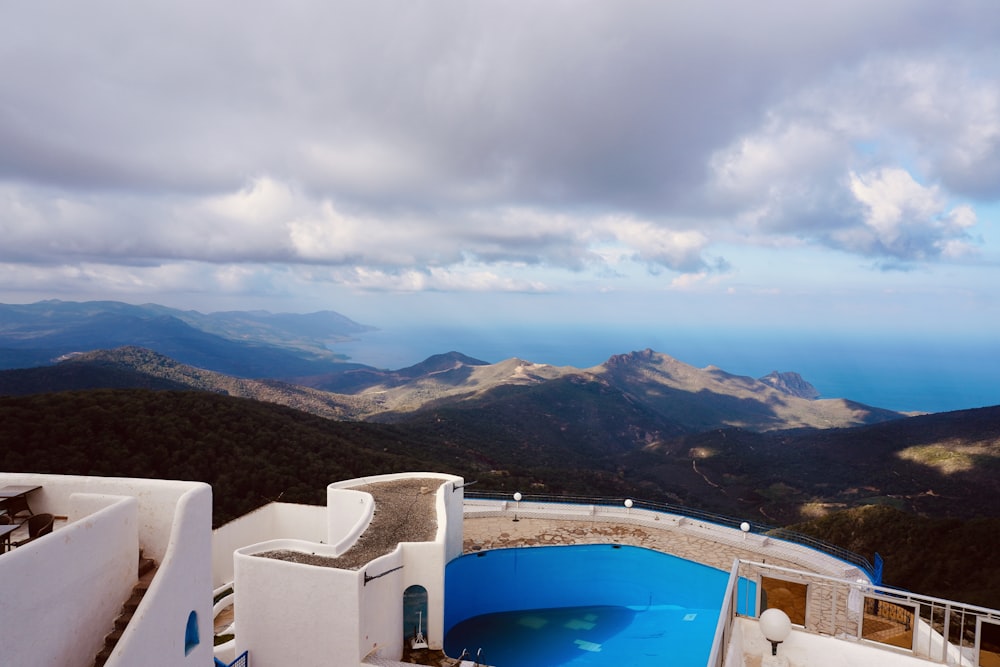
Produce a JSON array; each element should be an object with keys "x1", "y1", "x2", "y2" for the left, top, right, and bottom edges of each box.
[{"x1": 332, "y1": 325, "x2": 1000, "y2": 414}]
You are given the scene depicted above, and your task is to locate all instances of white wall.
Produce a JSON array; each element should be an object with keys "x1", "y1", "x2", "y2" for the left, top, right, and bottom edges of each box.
[
  {"x1": 326, "y1": 488, "x2": 374, "y2": 551},
  {"x1": 733, "y1": 617, "x2": 943, "y2": 667},
  {"x1": 107, "y1": 480, "x2": 214, "y2": 667},
  {"x1": 234, "y1": 539, "x2": 363, "y2": 667},
  {"x1": 0, "y1": 493, "x2": 137, "y2": 667},
  {"x1": 0, "y1": 473, "x2": 215, "y2": 667},
  {"x1": 228, "y1": 472, "x2": 465, "y2": 665},
  {"x1": 332, "y1": 473, "x2": 465, "y2": 654},
  {"x1": 359, "y1": 550, "x2": 407, "y2": 661},
  {"x1": 212, "y1": 502, "x2": 326, "y2": 587},
  {"x1": 1, "y1": 472, "x2": 202, "y2": 563}
]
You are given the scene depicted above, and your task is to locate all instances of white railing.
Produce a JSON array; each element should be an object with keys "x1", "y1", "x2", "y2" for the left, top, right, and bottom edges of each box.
[
  {"x1": 713, "y1": 559, "x2": 1000, "y2": 667},
  {"x1": 706, "y1": 559, "x2": 741, "y2": 667}
]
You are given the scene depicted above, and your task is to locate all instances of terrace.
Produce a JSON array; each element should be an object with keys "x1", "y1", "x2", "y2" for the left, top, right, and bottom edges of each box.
[{"x1": 0, "y1": 472, "x2": 212, "y2": 667}]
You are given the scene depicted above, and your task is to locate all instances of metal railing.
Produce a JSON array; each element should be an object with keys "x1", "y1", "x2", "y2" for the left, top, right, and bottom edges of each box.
[
  {"x1": 706, "y1": 560, "x2": 741, "y2": 667},
  {"x1": 215, "y1": 650, "x2": 248, "y2": 667},
  {"x1": 712, "y1": 559, "x2": 1000, "y2": 666},
  {"x1": 465, "y1": 490, "x2": 877, "y2": 580}
]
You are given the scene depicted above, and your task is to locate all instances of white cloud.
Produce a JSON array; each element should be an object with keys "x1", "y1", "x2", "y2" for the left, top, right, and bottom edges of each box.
[
  {"x1": 313, "y1": 265, "x2": 549, "y2": 293},
  {"x1": 0, "y1": 0, "x2": 998, "y2": 312},
  {"x1": 839, "y1": 168, "x2": 977, "y2": 260},
  {"x1": 705, "y1": 52, "x2": 995, "y2": 263},
  {"x1": 604, "y1": 218, "x2": 711, "y2": 273}
]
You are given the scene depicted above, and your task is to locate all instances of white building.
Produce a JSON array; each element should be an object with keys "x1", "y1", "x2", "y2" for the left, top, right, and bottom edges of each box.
[{"x1": 1, "y1": 470, "x2": 998, "y2": 667}]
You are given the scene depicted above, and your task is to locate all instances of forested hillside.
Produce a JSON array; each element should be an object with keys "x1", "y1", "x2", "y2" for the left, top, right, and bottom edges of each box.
[
  {"x1": 792, "y1": 506, "x2": 1000, "y2": 609},
  {"x1": 0, "y1": 390, "x2": 448, "y2": 524},
  {"x1": 0, "y1": 389, "x2": 648, "y2": 524},
  {"x1": 3, "y1": 388, "x2": 999, "y2": 607}
]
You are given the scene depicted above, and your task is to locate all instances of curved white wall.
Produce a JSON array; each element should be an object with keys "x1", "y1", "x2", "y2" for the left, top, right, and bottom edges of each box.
[
  {"x1": 227, "y1": 472, "x2": 465, "y2": 666},
  {"x1": 108, "y1": 481, "x2": 213, "y2": 667},
  {"x1": 0, "y1": 473, "x2": 212, "y2": 667},
  {"x1": 212, "y1": 502, "x2": 327, "y2": 587},
  {"x1": 0, "y1": 494, "x2": 137, "y2": 667},
  {"x1": 234, "y1": 541, "x2": 364, "y2": 666}
]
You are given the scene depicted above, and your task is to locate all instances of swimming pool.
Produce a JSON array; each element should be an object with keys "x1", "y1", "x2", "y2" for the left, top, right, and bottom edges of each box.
[{"x1": 445, "y1": 544, "x2": 752, "y2": 667}]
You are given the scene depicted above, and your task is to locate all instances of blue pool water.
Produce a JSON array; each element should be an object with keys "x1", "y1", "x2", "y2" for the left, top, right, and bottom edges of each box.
[{"x1": 444, "y1": 544, "x2": 754, "y2": 667}]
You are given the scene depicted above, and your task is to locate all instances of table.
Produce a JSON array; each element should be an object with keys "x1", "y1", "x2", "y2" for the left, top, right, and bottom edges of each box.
[
  {"x1": 0, "y1": 485, "x2": 41, "y2": 520},
  {"x1": 0, "y1": 523, "x2": 18, "y2": 553}
]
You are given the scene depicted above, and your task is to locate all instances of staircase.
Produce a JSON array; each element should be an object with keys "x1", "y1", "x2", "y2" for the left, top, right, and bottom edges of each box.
[{"x1": 93, "y1": 550, "x2": 157, "y2": 667}]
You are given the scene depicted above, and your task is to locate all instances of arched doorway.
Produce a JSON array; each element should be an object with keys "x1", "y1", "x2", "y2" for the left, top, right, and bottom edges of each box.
[{"x1": 403, "y1": 585, "x2": 429, "y2": 646}]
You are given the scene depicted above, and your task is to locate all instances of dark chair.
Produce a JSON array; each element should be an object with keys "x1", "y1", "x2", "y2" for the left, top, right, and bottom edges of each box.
[
  {"x1": 2, "y1": 494, "x2": 33, "y2": 520},
  {"x1": 12, "y1": 513, "x2": 53, "y2": 548},
  {"x1": 0, "y1": 514, "x2": 11, "y2": 525}
]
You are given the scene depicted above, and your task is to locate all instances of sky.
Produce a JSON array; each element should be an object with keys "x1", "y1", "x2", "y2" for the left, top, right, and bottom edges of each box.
[{"x1": 2, "y1": 2, "x2": 1000, "y2": 360}]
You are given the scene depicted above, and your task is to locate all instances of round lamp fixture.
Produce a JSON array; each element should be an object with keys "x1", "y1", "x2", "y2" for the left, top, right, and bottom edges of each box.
[
  {"x1": 513, "y1": 492, "x2": 522, "y2": 502},
  {"x1": 759, "y1": 608, "x2": 792, "y2": 656},
  {"x1": 740, "y1": 521, "x2": 751, "y2": 533},
  {"x1": 624, "y1": 499, "x2": 633, "y2": 508}
]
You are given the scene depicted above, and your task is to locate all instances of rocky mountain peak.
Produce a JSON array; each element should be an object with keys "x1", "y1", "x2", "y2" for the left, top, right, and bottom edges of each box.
[{"x1": 758, "y1": 370, "x2": 820, "y2": 399}]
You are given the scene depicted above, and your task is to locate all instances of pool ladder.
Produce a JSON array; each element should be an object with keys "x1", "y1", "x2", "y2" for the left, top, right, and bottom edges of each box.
[{"x1": 455, "y1": 647, "x2": 486, "y2": 666}]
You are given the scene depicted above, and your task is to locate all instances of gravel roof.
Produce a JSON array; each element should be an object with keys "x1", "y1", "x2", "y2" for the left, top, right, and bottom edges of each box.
[{"x1": 256, "y1": 477, "x2": 444, "y2": 570}]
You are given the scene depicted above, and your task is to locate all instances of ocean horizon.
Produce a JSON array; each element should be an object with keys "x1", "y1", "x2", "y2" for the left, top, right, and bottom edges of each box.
[{"x1": 331, "y1": 325, "x2": 1000, "y2": 415}]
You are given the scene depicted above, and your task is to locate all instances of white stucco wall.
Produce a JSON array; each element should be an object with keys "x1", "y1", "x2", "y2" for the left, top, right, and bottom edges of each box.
[
  {"x1": 108, "y1": 481, "x2": 213, "y2": 667},
  {"x1": 0, "y1": 473, "x2": 213, "y2": 667},
  {"x1": 326, "y1": 488, "x2": 375, "y2": 551},
  {"x1": 0, "y1": 493, "x2": 137, "y2": 667},
  {"x1": 234, "y1": 540, "x2": 363, "y2": 666},
  {"x1": 0, "y1": 472, "x2": 203, "y2": 563},
  {"x1": 227, "y1": 472, "x2": 465, "y2": 666},
  {"x1": 212, "y1": 502, "x2": 326, "y2": 587},
  {"x1": 359, "y1": 550, "x2": 407, "y2": 661},
  {"x1": 733, "y1": 616, "x2": 942, "y2": 667},
  {"x1": 332, "y1": 472, "x2": 465, "y2": 654}
]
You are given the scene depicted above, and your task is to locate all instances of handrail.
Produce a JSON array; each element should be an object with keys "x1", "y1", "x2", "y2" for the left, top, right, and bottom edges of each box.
[
  {"x1": 705, "y1": 559, "x2": 740, "y2": 667},
  {"x1": 214, "y1": 650, "x2": 248, "y2": 667},
  {"x1": 465, "y1": 490, "x2": 877, "y2": 580},
  {"x1": 735, "y1": 559, "x2": 1000, "y2": 665}
]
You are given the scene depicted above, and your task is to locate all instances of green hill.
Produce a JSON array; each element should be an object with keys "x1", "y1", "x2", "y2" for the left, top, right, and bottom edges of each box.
[
  {"x1": 790, "y1": 505, "x2": 1000, "y2": 609},
  {"x1": 2, "y1": 388, "x2": 999, "y2": 606}
]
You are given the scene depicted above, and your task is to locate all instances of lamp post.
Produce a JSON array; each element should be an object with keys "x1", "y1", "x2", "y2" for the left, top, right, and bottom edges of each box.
[
  {"x1": 624, "y1": 498, "x2": 633, "y2": 515},
  {"x1": 512, "y1": 492, "x2": 522, "y2": 522},
  {"x1": 740, "y1": 521, "x2": 750, "y2": 540},
  {"x1": 759, "y1": 608, "x2": 792, "y2": 656}
]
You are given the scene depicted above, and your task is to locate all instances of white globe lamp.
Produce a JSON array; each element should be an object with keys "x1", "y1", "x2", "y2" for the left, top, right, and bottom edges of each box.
[{"x1": 759, "y1": 608, "x2": 792, "y2": 656}]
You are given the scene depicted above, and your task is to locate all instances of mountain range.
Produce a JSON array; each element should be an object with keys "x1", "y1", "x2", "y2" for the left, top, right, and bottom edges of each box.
[
  {"x1": 1, "y1": 299, "x2": 909, "y2": 430},
  {"x1": 1, "y1": 299, "x2": 997, "y2": 524},
  {"x1": 0, "y1": 299, "x2": 372, "y2": 376}
]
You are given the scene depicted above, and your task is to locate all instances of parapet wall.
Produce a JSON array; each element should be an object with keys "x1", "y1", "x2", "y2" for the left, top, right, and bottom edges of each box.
[{"x1": 462, "y1": 498, "x2": 864, "y2": 579}]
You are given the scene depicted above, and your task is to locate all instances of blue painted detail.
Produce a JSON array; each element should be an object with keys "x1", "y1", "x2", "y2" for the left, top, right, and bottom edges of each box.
[{"x1": 184, "y1": 610, "x2": 199, "y2": 655}]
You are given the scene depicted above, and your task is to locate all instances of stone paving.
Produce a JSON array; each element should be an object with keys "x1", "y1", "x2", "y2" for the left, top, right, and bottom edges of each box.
[
  {"x1": 463, "y1": 513, "x2": 836, "y2": 574},
  {"x1": 258, "y1": 477, "x2": 443, "y2": 569}
]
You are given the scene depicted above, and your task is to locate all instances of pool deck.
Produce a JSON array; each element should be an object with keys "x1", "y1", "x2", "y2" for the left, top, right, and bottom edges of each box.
[{"x1": 463, "y1": 515, "x2": 824, "y2": 574}]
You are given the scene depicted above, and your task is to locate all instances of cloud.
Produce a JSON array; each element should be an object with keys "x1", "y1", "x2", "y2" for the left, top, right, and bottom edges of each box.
[
  {"x1": 603, "y1": 218, "x2": 712, "y2": 273},
  {"x1": 0, "y1": 0, "x2": 998, "y2": 305},
  {"x1": 706, "y1": 53, "x2": 994, "y2": 263},
  {"x1": 837, "y1": 168, "x2": 977, "y2": 261}
]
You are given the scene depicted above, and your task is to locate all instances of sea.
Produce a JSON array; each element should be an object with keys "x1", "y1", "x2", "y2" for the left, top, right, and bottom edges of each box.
[{"x1": 330, "y1": 325, "x2": 1000, "y2": 415}]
